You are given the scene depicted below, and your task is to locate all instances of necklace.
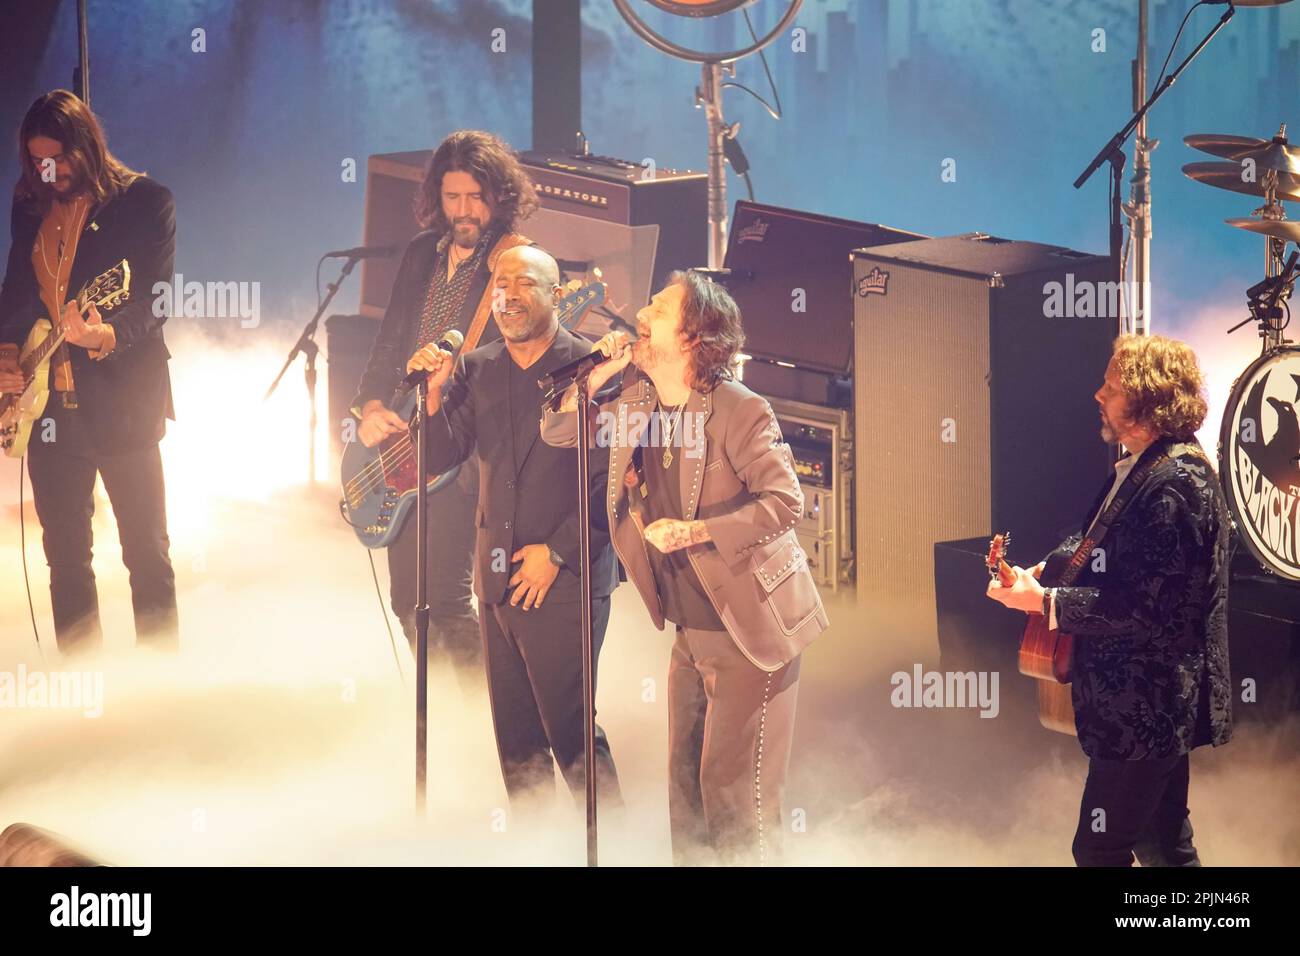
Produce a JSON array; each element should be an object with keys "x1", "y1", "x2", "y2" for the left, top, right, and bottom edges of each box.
[
  {"x1": 660, "y1": 400, "x2": 686, "y2": 469},
  {"x1": 37, "y1": 196, "x2": 88, "y2": 302},
  {"x1": 449, "y1": 239, "x2": 475, "y2": 273}
]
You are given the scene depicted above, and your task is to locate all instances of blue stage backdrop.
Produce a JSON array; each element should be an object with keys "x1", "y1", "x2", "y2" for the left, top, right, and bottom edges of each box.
[{"x1": 2, "y1": 0, "x2": 1297, "y2": 345}]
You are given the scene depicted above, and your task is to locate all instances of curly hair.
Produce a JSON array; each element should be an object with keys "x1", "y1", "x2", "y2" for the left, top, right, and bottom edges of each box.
[
  {"x1": 1111, "y1": 334, "x2": 1208, "y2": 440},
  {"x1": 670, "y1": 269, "x2": 746, "y2": 391},
  {"x1": 16, "y1": 90, "x2": 142, "y2": 215},
  {"x1": 413, "y1": 129, "x2": 538, "y2": 236}
]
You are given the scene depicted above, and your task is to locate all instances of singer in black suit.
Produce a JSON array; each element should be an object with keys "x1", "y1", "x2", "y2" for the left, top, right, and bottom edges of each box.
[{"x1": 406, "y1": 245, "x2": 621, "y2": 804}]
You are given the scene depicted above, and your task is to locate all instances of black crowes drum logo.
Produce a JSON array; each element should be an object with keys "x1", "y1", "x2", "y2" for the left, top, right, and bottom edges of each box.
[{"x1": 1225, "y1": 356, "x2": 1300, "y2": 579}]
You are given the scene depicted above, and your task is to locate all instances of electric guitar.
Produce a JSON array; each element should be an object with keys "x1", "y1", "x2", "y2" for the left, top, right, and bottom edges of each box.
[
  {"x1": 0, "y1": 259, "x2": 132, "y2": 458},
  {"x1": 986, "y1": 532, "x2": 1077, "y2": 736},
  {"x1": 340, "y1": 281, "x2": 607, "y2": 549}
]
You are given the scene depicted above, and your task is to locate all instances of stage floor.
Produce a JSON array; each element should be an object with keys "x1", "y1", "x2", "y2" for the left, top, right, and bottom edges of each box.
[{"x1": 1, "y1": 466, "x2": 1296, "y2": 866}]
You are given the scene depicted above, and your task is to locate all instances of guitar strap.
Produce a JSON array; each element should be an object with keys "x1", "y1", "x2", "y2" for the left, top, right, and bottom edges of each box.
[
  {"x1": 1055, "y1": 440, "x2": 1205, "y2": 587},
  {"x1": 461, "y1": 232, "x2": 532, "y2": 354}
]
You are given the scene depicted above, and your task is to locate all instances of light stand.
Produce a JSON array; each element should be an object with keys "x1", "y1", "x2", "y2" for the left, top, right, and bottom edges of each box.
[{"x1": 612, "y1": 0, "x2": 803, "y2": 268}]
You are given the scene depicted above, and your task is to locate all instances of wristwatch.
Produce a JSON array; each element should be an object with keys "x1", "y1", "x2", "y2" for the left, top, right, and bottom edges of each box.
[
  {"x1": 1041, "y1": 587, "x2": 1055, "y2": 618},
  {"x1": 547, "y1": 547, "x2": 565, "y2": 568}
]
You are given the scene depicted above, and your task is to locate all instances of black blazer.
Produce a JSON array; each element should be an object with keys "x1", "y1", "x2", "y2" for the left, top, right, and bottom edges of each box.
[
  {"x1": 350, "y1": 229, "x2": 503, "y2": 414},
  {"x1": 1045, "y1": 438, "x2": 1232, "y2": 760},
  {"x1": 424, "y1": 324, "x2": 617, "y2": 605},
  {"x1": 0, "y1": 177, "x2": 175, "y2": 452}
]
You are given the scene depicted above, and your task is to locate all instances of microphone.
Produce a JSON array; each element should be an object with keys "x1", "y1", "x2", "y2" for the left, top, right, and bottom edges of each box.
[
  {"x1": 324, "y1": 244, "x2": 397, "y2": 259},
  {"x1": 537, "y1": 334, "x2": 637, "y2": 393},
  {"x1": 402, "y1": 329, "x2": 465, "y2": 387}
]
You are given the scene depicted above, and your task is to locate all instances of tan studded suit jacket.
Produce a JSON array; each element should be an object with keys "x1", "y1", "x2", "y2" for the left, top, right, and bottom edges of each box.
[{"x1": 541, "y1": 366, "x2": 827, "y2": 671}]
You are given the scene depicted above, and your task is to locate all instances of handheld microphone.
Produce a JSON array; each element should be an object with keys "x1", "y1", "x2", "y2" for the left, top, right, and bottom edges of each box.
[
  {"x1": 402, "y1": 329, "x2": 466, "y2": 387},
  {"x1": 324, "y1": 244, "x2": 397, "y2": 260},
  {"x1": 537, "y1": 334, "x2": 636, "y2": 393}
]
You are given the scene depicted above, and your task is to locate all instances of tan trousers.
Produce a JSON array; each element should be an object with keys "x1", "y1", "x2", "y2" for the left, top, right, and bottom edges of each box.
[{"x1": 667, "y1": 624, "x2": 802, "y2": 865}]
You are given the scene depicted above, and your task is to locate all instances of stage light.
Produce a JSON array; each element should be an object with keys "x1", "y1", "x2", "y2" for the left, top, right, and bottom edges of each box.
[
  {"x1": 644, "y1": 0, "x2": 756, "y2": 17},
  {"x1": 0, "y1": 823, "x2": 104, "y2": 867}
]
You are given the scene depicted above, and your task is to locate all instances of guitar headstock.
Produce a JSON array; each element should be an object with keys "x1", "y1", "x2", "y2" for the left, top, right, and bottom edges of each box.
[
  {"x1": 76, "y1": 259, "x2": 132, "y2": 314},
  {"x1": 986, "y1": 531, "x2": 1015, "y2": 586},
  {"x1": 556, "y1": 281, "x2": 607, "y2": 329}
]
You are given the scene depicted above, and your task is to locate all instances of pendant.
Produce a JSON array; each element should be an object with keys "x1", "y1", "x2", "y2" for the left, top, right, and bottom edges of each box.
[{"x1": 662, "y1": 448, "x2": 673, "y2": 469}]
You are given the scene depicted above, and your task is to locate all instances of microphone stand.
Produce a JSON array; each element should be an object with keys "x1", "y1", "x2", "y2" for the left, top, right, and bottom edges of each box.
[
  {"x1": 265, "y1": 254, "x2": 363, "y2": 485},
  {"x1": 576, "y1": 368, "x2": 598, "y2": 867},
  {"x1": 542, "y1": 368, "x2": 600, "y2": 866},
  {"x1": 413, "y1": 376, "x2": 431, "y2": 812},
  {"x1": 1073, "y1": 1, "x2": 1236, "y2": 319}
]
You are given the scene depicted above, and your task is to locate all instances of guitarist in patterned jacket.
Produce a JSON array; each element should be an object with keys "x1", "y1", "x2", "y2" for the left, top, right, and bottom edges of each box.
[
  {"x1": 0, "y1": 90, "x2": 177, "y2": 654},
  {"x1": 988, "y1": 334, "x2": 1231, "y2": 866}
]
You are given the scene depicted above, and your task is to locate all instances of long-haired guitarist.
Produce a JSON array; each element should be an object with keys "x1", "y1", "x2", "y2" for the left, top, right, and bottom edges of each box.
[
  {"x1": 349, "y1": 129, "x2": 536, "y2": 675},
  {"x1": 541, "y1": 272, "x2": 829, "y2": 865},
  {"x1": 0, "y1": 90, "x2": 178, "y2": 654},
  {"x1": 987, "y1": 334, "x2": 1231, "y2": 866}
]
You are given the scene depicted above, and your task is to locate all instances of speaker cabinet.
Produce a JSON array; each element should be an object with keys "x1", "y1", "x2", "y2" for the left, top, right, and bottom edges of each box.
[{"x1": 852, "y1": 234, "x2": 1114, "y2": 630}]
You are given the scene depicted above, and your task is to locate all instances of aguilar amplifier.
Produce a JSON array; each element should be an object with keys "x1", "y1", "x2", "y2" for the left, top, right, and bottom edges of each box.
[
  {"x1": 852, "y1": 233, "x2": 1113, "y2": 631},
  {"x1": 358, "y1": 148, "x2": 707, "y2": 328}
]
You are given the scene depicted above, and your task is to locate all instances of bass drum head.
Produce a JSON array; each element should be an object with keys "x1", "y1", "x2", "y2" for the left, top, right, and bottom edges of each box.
[{"x1": 1218, "y1": 346, "x2": 1300, "y2": 580}]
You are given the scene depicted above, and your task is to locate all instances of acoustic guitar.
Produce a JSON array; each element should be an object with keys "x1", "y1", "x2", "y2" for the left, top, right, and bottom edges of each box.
[{"x1": 986, "y1": 532, "x2": 1076, "y2": 736}]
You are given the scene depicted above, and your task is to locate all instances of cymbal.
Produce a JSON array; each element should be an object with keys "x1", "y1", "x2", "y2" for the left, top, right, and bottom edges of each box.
[
  {"x1": 1182, "y1": 161, "x2": 1300, "y2": 202},
  {"x1": 1185, "y1": 132, "x2": 1300, "y2": 175},
  {"x1": 1226, "y1": 217, "x2": 1300, "y2": 242}
]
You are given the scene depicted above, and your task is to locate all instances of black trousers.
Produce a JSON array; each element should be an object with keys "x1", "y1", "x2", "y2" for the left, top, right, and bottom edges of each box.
[
  {"x1": 480, "y1": 593, "x2": 621, "y2": 805},
  {"x1": 25, "y1": 400, "x2": 178, "y2": 654},
  {"x1": 386, "y1": 457, "x2": 481, "y2": 671},
  {"x1": 1072, "y1": 752, "x2": 1200, "y2": 867}
]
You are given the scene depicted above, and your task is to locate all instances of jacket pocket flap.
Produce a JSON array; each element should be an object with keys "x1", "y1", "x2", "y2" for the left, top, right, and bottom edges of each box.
[{"x1": 754, "y1": 539, "x2": 805, "y2": 594}]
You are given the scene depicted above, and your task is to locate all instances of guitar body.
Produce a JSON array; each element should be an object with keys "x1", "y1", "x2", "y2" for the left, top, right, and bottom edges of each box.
[
  {"x1": 0, "y1": 320, "x2": 55, "y2": 458},
  {"x1": 1, "y1": 261, "x2": 130, "y2": 459},
  {"x1": 1018, "y1": 612, "x2": 1077, "y2": 736},
  {"x1": 339, "y1": 387, "x2": 461, "y2": 549},
  {"x1": 988, "y1": 533, "x2": 1077, "y2": 737}
]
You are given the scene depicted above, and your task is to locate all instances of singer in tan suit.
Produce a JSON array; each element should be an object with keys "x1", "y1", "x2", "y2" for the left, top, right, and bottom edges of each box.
[{"x1": 542, "y1": 270, "x2": 828, "y2": 865}]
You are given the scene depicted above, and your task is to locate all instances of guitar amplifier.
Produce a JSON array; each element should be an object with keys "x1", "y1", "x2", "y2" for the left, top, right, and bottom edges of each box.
[
  {"x1": 519, "y1": 149, "x2": 707, "y2": 295},
  {"x1": 358, "y1": 148, "x2": 707, "y2": 320},
  {"x1": 852, "y1": 233, "x2": 1114, "y2": 632}
]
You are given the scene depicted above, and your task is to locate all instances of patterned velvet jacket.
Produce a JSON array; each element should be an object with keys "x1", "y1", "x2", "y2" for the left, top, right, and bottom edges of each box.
[{"x1": 1045, "y1": 438, "x2": 1232, "y2": 760}]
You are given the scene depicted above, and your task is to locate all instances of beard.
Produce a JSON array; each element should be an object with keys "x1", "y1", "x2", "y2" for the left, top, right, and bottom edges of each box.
[
  {"x1": 49, "y1": 171, "x2": 82, "y2": 197},
  {"x1": 631, "y1": 339, "x2": 676, "y2": 371},
  {"x1": 451, "y1": 217, "x2": 484, "y2": 248},
  {"x1": 496, "y1": 306, "x2": 551, "y2": 343}
]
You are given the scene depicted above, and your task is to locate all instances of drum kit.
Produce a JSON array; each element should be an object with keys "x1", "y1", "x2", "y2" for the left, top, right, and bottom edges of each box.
[{"x1": 1184, "y1": 125, "x2": 1300, "y2": 581}]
